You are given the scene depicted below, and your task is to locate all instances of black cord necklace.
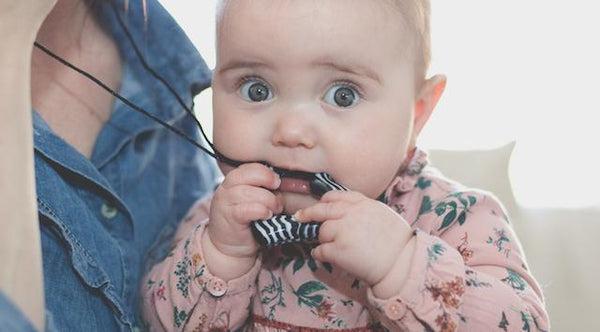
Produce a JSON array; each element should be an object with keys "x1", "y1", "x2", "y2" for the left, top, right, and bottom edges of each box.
[
  {"x1": 35, "y1": 41, "x2": 344, "y2": 248},
  {"x1": 32, "y1": 3, "x2": 349, "y2": 247},
  {"x1": 32, "y1": 40, "x2": 323, "y2": 183}
]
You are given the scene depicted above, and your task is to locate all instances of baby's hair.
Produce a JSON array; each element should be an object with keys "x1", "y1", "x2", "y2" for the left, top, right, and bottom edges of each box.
[
  {"x1": 386, "y1": 0, "x2": 431, "y2": 86},
  {"x1": 216, "y1": 0, "x2": 431, "y2": 85}
]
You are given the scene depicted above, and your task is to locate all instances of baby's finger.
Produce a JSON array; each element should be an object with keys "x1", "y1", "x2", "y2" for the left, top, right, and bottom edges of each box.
[
  {"x1": 229, "y1": 185, "x2": 282, "y2": 213},
  {"x1": 222, "y1": 163, "x2": 280, "y2": 190},
  {"x1": 311, "y1": 242, "x2": 337, "y2": 265},
  {"x1": 321, "y1": 190, "x2": 365, "y2": 204},
  {"x1": 318, "y1": 220, "x2": 339, "y2": 243},
  {"x1": 230, "y1": 202, "x2": 273, "y2": 224},
  {"x1": 294, "y1": 201, "x2": 348, "y2": 222}
]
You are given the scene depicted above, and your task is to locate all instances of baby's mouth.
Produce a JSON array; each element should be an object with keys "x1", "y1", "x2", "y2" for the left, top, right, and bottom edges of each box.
[
  {"x1": 273, "y1": 169, "x2": 348, "y2": 200},
  {"x1": 278, "y1": 177, "x2": 311, "y2": 195}
]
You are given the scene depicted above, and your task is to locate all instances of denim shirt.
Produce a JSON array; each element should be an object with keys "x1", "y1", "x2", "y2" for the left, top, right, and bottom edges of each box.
[{"x1": 0, "y1": 0, "x2": 218, "y2": 330}]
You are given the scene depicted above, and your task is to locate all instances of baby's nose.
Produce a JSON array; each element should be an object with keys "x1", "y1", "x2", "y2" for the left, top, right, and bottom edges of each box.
[{"x1": 271, "y1": 110, "x2": 317, "y2": 149}]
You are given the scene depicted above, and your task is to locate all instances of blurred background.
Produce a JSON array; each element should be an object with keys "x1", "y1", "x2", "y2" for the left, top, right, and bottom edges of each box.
[{"x1": 160, "y1": 1, "x2": 600, "y2": 330}]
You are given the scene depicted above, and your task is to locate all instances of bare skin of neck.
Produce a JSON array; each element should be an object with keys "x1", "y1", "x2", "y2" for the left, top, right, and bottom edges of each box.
[{"x1": 32, "y1": 0, "x2": 122, "y2": 158}]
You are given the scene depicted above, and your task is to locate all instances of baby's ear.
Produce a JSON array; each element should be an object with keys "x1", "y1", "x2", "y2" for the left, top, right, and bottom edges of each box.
[{"x1": 412, "y1": 75, "x2": 447, "y2": 138}]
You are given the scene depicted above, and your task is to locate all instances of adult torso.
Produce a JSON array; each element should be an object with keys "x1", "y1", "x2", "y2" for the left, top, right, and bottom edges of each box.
[{"x1": 31, "y1": 1, "x2": 217, "y2": 330}]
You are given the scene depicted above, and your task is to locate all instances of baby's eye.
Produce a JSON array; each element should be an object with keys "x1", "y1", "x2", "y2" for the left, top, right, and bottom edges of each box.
[
  {"x1": 323, "y1": 84, "x2": 360, "y2": 108},
  {"x1": 239, "y1": 78, "x2": 273, "y2": 102}
]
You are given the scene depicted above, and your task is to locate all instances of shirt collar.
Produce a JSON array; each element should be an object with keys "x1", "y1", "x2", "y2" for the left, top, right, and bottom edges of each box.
[
  {"x1": 383, "y1": 147, "x2": 430, "y2": 202},
  {"x1": 91, "y1": 0, "x2": 212, "y2": 167},
  {"x1": 32, "y1": 112, "x2": 127, "y2": 212},
  {"x1": 95, "y1": 0, "x2": 211, "y2": 119},
  {"x1": 96, "y1": 0, "x2": 212, "y2": 102}
]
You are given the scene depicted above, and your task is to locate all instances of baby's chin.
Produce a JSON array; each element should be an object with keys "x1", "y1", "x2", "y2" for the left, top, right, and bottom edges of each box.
[{"x1": 279, "y1": 192, "x2": 319, "y2": 215}]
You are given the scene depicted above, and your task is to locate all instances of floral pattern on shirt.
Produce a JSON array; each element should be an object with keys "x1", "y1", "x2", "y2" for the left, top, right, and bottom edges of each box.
[{"x1": 141, "y1": 148, "x2": 549, "y2": 332}]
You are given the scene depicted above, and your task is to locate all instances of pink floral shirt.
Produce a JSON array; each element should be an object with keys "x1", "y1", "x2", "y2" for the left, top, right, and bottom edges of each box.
[{"x1": 141, "y1": 148, "x2": 549, "y2": 331}]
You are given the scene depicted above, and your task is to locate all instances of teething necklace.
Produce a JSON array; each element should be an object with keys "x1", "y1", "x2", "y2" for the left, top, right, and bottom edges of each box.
[
  {"x1": 252, "y1": 172, "x2": 348, "y2": 247},
  {"x1": 33, "y1": 2, "x2": 348, "y2": 248}
]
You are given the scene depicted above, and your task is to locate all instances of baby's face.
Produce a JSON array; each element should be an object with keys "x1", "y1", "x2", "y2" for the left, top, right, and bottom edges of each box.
[{"x1": 213, "y1": 0, "x2": 419, "y2": 213}]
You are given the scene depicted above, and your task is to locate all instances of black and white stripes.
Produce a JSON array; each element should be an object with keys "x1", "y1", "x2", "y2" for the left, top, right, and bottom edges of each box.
[
  {"x1": 251, "y1": 214, "x2": 321, "y2": 247},
  {"x1": 251, "y1": 172, "x2": 347, "y2": 248},
  {"x1": 310, "y1": 172, "x2": 348, "y2": 197}
]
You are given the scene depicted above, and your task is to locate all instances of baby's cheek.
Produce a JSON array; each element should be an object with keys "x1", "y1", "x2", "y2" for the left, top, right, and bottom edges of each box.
[
  {"x1": 359, "y1": 175, "x2": 395, "y2": 200},
  {"x1": 343, "y1": 152, "x2": 405, "y2": 198}
]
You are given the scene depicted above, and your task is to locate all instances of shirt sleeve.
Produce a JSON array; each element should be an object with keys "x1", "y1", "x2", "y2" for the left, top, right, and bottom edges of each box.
[
  {"x1": 0, "y1": 291, "x2": 58, "y2": 332},
  {"x1": 366, "y1": 192, "x2": 550, "y2": 332},
  {"x1": 0, "y1": 291, "x2": 38, "y2": 332},
  {"x1": 140, "y1": 196, "x2": 262, "y2": 331}
]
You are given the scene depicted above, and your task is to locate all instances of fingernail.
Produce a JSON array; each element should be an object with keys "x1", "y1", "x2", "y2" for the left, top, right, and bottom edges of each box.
[
  {"x1": 293, "y1": 211, "x2": 302, "y2": 220},
  {"x1": 274, "y1": 175, "x2": 281, "y2": 188}
]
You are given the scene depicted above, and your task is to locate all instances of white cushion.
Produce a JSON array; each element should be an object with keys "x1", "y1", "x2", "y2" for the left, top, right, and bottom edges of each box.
[
  {"x1": 428, "y1": 141, "x2": 517, "y2": 213},
  {"x1": 426, "y1": 142, "x2": 600, "y2": 331}
]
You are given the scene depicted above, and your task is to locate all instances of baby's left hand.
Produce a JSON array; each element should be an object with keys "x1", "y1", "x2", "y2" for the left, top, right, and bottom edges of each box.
[{"x1": 294, "y1": 190, "x2": 414, "y2": 287}]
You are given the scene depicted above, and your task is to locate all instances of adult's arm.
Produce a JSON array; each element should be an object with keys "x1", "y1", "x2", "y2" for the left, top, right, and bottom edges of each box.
[{"x1": 0, "y1": 1, "x2": 56, "y2": 330}]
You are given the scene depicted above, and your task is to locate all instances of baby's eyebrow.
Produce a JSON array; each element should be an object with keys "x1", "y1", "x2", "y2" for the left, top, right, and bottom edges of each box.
[
  {"x1": 217, "y1": 58, "x2": 381, "y2": 85},
  {"x1": 217, "y1": 60, "x2": 273, "y2": 74},
  {"x1": 312, "y1": 59, "x2": 382, "y2": 84}
]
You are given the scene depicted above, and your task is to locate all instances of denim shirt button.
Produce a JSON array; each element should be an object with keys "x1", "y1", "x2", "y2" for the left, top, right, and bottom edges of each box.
[
  {"x1": 101, "y1": 202, "x2": 118, "y2": 219},
  {"x1": 133, "y1": 131, "x2": 153, "y2": 153}
]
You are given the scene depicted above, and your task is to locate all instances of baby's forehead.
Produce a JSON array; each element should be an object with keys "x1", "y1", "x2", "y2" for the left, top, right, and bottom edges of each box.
[
  {"x1": 218, "y1": 0, "x2": 411, "y2": 35},
  {"x1": 216, "y1": 0, "x2": 418, "y2": 71}
]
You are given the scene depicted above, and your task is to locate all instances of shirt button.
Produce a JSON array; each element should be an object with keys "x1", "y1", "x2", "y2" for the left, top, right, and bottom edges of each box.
[
  {"x1": 101, "y1": 202, "x2": 118, "y2": 219},
  {"x1": 133, "y1": 131, "x2": 153, "y2": 153},
  {"x1": 384, "y1": 300, "x2": 406, "y2": 320},
  {"x1": 205, "y1": 276, "x2": 227, "y2": 297}
]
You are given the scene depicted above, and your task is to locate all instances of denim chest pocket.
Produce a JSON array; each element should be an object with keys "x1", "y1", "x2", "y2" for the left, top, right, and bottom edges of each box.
[{"x1": 37, "y1": 198, "x2": 134, "y2": 327}]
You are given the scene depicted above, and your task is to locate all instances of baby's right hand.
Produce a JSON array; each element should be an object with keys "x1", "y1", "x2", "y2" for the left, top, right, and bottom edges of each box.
[{"x1": 207, "y1": 163, "x2": 282, "y2": 260}]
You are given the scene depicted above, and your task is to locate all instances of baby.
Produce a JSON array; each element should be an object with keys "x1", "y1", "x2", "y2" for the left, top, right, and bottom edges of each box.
[{"x1": 142, "y1": 0, "x2": 549, "y2": 331}]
